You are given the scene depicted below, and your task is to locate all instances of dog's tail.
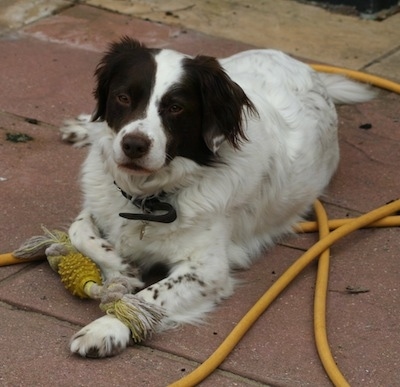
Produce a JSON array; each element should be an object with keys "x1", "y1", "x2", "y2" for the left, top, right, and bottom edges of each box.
[{"x1": 318, "y1": 73, "x2": 377, "y2": 104}]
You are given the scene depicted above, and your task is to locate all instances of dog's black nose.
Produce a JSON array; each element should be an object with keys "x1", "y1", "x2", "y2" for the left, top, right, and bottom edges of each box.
[{"x1": 121, "y1": 134, "x2": 151, "y2": 159}]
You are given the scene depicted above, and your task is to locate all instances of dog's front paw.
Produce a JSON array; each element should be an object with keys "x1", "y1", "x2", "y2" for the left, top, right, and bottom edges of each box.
[
  {"x1": 70, "y1": 315, "x2": 130, "y2": 358},
  {"x1": 60, "y1": 114, "x2": 91, "y2": 147}
]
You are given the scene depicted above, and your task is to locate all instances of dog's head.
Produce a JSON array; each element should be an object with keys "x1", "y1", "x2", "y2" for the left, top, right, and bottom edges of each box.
[{"x1": 93, "y1": 37, "x2": 257, "y2": 175}]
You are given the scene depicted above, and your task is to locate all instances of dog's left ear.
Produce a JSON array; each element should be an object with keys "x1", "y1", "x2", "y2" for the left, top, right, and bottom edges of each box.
[{"x1": 183, "y1": 56, "x2": 257, "y2": 153}]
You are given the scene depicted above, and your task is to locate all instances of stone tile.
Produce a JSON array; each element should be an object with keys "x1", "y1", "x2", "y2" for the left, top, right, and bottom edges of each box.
[
  {"x1": 0, "y1": 304, "x2": 254, "y2": 386},
  {"x1": 0, "y1": 36, "x2": 99, "y2": 125},
  {"x1": 0, "y1": 112, "x2": 86, "y2": 253},
  {"x1": 0, "y1": 263, "x2": 33, "y2": 281},
  {"x1": 85, "y1": 0, "x2": 400, "y2": 75},
  {"x1": 22, "y1": 4, "x2": 253, "y2": 57},
  {"x1": 367, "y1": 47, "x2": 400, "y2": 83},
  {"x1": 0, "y1": 261, "x2": 102, "y2": 326},
  {"x1": 324, "y1": 228, "x2": 400, "y2": 385},
  {"x1": 327, "y1": 91, "x2": 400, "y2": 212},
  {"x1": 0, "y1": 0, "x2": 70, "y2": 33}
]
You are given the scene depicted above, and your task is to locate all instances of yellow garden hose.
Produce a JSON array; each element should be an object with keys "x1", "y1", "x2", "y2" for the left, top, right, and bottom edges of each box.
[
  {"x1": 170, "y1": 199, "x2": 400, "y2": 387},
  {"x1": 295, "y1": 215, "x2": 400, "y2": 232},
  {"x1": 310, "y1": 64, "x2": 400, "y2": 94},
  {"x1": 0, "y1": 252, "x2": 43, "y2": 265},
  {"x1": 169, "y1": 67, "x2": 400, "y2": 386},
  {"x1": 313, "y1": 200, "x2": 350, "y2": 387}
]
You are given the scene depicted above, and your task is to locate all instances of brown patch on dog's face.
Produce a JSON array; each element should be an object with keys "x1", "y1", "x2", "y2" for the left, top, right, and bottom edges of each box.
[{"x1": 92, "y1": 38, "x2": 158, "y2": 132}]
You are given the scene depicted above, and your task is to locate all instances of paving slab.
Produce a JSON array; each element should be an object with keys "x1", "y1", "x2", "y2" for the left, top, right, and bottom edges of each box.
[
  {"x1": 367, "y1": 47, "x2": 400, "y2": 82},
  {"x1": 0, "y1": 111, "x2": 86, "y2": 253},
  {"x1": 0, "y1": 0, "x2": 71, "y2": 33},
  {"x1": 0, "y1": 304, "x2": 259, "y2": 387},
  {"x1": 0, "y1": 36, "x2": 99, "y2": 125},
  {"x1": 85, "y1": 0, "x2": 400, "y2": 80},
  {"x1": 327, "y1": 91, "x2": 400, "y2": 212},
  {"x1": 0, "y1": 261, "x2": 102, "y2": 325},
  {"x1": 323, "y1": 227, "x2": 400, "y2": 385},
  {"x1": 22, "y1": 4, "x2": 254, "y2": 56}
]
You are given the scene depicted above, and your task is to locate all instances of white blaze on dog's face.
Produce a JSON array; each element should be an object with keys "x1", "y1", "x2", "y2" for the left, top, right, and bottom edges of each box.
[
  {"x1": 92, "y1": 38, "x2": 256, "y2": 176},
  {"x1": 111, "y1": 50, "x2": 194, "y2": 175}
]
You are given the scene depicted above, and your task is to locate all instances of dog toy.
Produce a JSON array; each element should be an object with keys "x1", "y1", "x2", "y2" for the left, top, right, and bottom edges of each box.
[{"x1": 3, "y1": 227, "x2": 164, "y2": 343}]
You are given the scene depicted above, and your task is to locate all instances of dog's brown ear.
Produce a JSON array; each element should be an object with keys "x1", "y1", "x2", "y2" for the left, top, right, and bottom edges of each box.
[
  {"x1": 92, "y1": 37, "x2": 146, "y2": 122},
  {"x1": 91, "y1": 63, "x2": 109, "y2": 122},
  {"x1": 183, "y1": 55, "x2": 258, "y2": 153}
]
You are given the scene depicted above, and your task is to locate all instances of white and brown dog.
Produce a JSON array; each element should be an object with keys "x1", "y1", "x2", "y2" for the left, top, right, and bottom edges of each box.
[{"x1": 61, "y1": 37, "x2": 374, "y2": 357}]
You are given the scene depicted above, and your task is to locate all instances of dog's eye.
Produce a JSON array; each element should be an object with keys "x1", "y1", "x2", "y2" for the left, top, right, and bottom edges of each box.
[
  {"x1": 169, "y1": 104, "x2": 183, "y2": 114},
  {"x1": 117, "y1": 94, "x2": 131, "y2": 106}
]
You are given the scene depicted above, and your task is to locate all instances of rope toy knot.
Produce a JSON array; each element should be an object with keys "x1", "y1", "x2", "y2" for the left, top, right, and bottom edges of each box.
[{"x1": 100, "y1": 294, "x2": 165, "y2": 342}]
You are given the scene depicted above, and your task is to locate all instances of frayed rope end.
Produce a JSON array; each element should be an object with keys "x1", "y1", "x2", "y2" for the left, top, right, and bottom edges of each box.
[{"x1": 13, "y1": 226, "x2": 70, "y2": 259}]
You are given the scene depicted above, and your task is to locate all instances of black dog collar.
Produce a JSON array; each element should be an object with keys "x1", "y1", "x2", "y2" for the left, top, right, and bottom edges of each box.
[{"x1": 114, "y1": 182, "x2": 177, "y2": 224}]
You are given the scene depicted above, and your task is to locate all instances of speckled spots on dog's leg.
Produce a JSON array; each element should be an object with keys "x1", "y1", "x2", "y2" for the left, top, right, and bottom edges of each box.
[
  {"x1": 101, "y1": 243, "x2": 114, "y2": 252},
  {"x1": 136, "y1": 264, "x2": 234, "y2": 325}
]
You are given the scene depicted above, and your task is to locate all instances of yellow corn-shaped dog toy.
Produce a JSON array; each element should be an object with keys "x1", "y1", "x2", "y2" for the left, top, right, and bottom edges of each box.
[{"x1": 2, "y1": 227, "x2": 164, "y2": 341}]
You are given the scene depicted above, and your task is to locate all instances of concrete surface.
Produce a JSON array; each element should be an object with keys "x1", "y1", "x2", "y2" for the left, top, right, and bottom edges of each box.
[{"x1": 0, "y1": 1, "x2": 399, "y2": 386}]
